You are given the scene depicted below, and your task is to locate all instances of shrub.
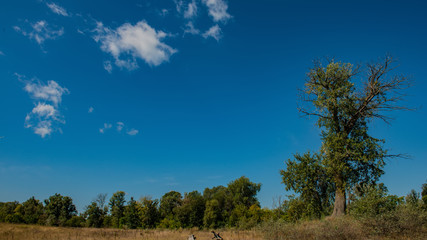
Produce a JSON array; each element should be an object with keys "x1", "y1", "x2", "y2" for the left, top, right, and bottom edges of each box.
[
  {"x1": 348, "y1": 183, "x2": 402, "y2": 218},
  {"x1": 362, "y1": 204, "x2": 427, "y2": 236},
  {"x1": 258, "y1": 217, "x2": 367, "y2": 240}
]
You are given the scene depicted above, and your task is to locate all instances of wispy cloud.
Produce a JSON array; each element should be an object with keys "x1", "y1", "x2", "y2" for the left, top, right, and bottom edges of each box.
[
  {"x1": 184, "y1": 21, "x2": 200, "y2": 35},
  {"x1": 175, "y1": 0, "x2": 197, "y2": 18},
  {"x1": 99, "y1": 121, "x2": 139, "y2": 136},
  {"x1": 202, "y1": 24, "x2": 222, "y2": 41},
  {"x1": 17, "y1": 74, "x2": 69, "y2": 138},
  {"x1": 88, "y1": 106, "x2": 94, "y2": 113},
  {"x1": 202, "y1": 0, "x2": 232, "y2": 22},
  {"x1": 103, "y1": 60, "x2": 112, "y2": 73},
  {"x1": 46, "y1": 2, "x2": 69, "y2": 17},
  {"x1": 117, "y1": 122, "x2": 124, "y2": 132},
  {"x1": 99, "y1": 123, "x2": 112, "y2": 133},
  {"x1": 127, "y1": 128, "x2": 139, "y2": 136},
  {"x1": 184, "y1": 0, "x2": 198, "y2": 19},
  {"x1": 0, "y1": 51, "x2": 4, "y2": 56},
  {"x1": 14, "y1": 20, "x2": 64, "y2": 46},
  {"x1": 93, "y1": 20, "x2": 177, "y2": 70}
]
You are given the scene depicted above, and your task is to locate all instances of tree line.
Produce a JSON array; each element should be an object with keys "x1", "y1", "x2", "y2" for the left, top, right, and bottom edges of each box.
[
  {"x1": 1, "y1": 176, "x2": 426, "y2": 230},
  {"x1": 0, "y1": 176, "x2": 268, "y2": 229}
]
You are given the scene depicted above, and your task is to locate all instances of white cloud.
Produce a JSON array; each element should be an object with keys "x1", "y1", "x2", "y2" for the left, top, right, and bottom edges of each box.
[
  {"x1": 33, "y1": 121, "x2": 53, "y2": 138},
  {"x1": 103, "y1": 60, "x2": 112, "y2": 73},
  {"x1": 14, "y1": 20, "x2": 64, "y2": 45},
  {"x1": 46, "y1": 2, "x2": 69, "y2": 17},
  {"x1": 93, "y1": 20, "x2": 177, "y2": 70},
  {"x1": 23, "y1": 77, "x2": 69, "y2": 106},
  {"x1": 88, "y1": 107, "x2": 94, "y2": 113},
  {"x1": 32, "y1": 102, "x2": 56, "y2": 117},
  {"x1": 184, "y1": 0, "x2": 198, "y2": 19},
  {"x1": 127, "y1": 128, "x2": 139, "y2": 136},
  {"x1": 202, "y1": 24, "x2": 222, "y2": 41},
  {"x1": 175, "y1": 0, "x2": 197, "y2": 18},
  {"x1": 18, "y1": 74, "x2": 68, "y2": 138},
  {"x1": 117, "y1": 122, "x2": 124, "y2": 132},
  {"x1": 202, "y1": 0, "x2": 231, "y2": 22},
  {"x1": 184, "y1": 21, "x2": 200, "y2": 35},
  {"x1": 99, "y1": 123, "x2": 112, "y2": 133}
]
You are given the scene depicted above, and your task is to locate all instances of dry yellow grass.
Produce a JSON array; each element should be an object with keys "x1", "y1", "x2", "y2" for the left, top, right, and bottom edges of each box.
[{"x1": 0, "y1": 223, "x2": 263, "y2": 240}]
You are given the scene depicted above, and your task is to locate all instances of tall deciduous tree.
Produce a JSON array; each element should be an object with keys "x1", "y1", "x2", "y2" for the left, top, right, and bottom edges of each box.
[
  {"x1": 176, "y1": 191, "x2": 205, "y2": 228},
  {"x1": 21, "y1": 196, "x2": 44, "y2": 224},
  {"x1": 282, "y1": 56, "x2": 411, "y2": 217},
  {"x1": 159, "y1": 191, "x2": 182, "y2": 218},
  {"x1": 109, "y1": 191, "x2": 126, "y2": 228},
  {"x1": 122, "y1": 197, "x2": 141, "y2": 229},
  {"x1": 44, "y1": 193, "x2": 77, "y2": 226},
  {"x1": 139, "y1": 196, "x2": 160, "y2": 229}
]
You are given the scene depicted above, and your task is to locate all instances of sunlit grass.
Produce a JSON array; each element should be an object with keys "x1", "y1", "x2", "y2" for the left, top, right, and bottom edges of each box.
[{"x1": 0, "y1": 223, "x2": 262, "y2": 240}]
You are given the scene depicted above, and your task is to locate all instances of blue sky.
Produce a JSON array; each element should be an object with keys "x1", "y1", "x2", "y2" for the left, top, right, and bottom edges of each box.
[{"x1": 0, "y1": 0, "x2": 426, "y2": 211}]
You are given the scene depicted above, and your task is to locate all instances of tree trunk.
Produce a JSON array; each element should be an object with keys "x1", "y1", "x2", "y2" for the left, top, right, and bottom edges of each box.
[{"x1": 331, "y1": 187, "x2": 346, "y2": 217}]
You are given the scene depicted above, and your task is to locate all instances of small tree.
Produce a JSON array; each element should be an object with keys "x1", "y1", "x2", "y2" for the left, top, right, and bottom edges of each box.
[
  {"x1": 422, "y1": 182, "x2": 427, "y2": 209},
  {"x1": 84, "y1": 202, "x2": 105, "y2": 228},
  {"x1": 281, "y1": 152, "x2": 333, "y2": 218}
]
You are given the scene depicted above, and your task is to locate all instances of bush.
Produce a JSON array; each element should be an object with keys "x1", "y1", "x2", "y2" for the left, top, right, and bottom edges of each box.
[
  {"x1": 361, "y1": 204, "x2": 427, "y2": 236},
  {"x1": 65, "y1": 216, "x2": 85, "y2": 227},
  {"x1": 349, "y1": 183, "x2": 402, "y2": 218},
  {"x1": 258, "y1": 217, "x2": 367, "y2": 240}
]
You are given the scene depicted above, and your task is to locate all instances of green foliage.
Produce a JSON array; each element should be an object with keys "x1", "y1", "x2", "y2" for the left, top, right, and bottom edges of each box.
[
  {"x1": 281, "y1": 152, "x2": 333, "y2": 219},
  {"x1": 203, "y1": 199, "x2": 223, "y2": 229},
  {"x1": 84, "y1": 202, "x2": 105, "y2": 228},
  {"x1": 349, "y1": 183, "x2": 402, "y2": 218},
  {"x1": 422, "y1": 182, "x2": 427, "y2": 210},
  {"x1": 0, "y1": 201, "x2": 23, "y2": 223},
  {"x1": 405, "y1": 189, "x2": 420, "y2": 207},
  {"x1": 225, "y1": 176, "x2": 262, "y2": 227},
  {"x1": 0, "y1": 176, "x2": 264, "y2": 230},
  {"x1": 122, "y1": 197, "x2": 140, "y2": 229},
  {"x1": 65, "y1": 215, "x2": 85, "y2": 227},
  {"x1": 227, "y1": 176, "x2": 261, "y2": 208},
  {"x1": 159, "y1": 191, "x2": 182, "y2": 219},
  {"x1": 21, "y1": 197, "x2": 44, "y2": 224},
  {"x1": 203, "y1": 185, "x2": 228, "y2": 228},
  {"x1": 109, "y1": 191, "x2": 126, "y2": 228},
  {"x1": 158, "y1": 215, "x2": 181, "y2": 229},
  {"x1": 138, "y1": 197, "x2": 160, "y2": 229},
  {"x1": 176, "y1": 191, "x2": 205, "y2": 228},
  {"x1": 44, "y1": 193, "x2": 77, "y2": 226}
]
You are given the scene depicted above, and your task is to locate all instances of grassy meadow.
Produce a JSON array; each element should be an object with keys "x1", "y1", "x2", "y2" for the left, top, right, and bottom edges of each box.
[
  {"x1": 1, "y1": 215, "x2": 427, "y2": 240},
  {"x1": 0, "y1": 223, "x2": 262, "y2": 240}
]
